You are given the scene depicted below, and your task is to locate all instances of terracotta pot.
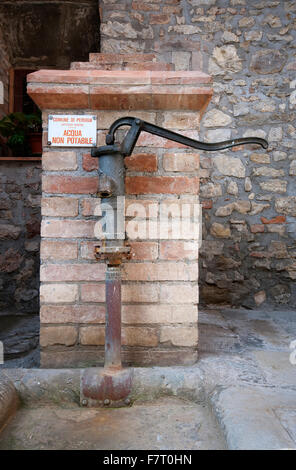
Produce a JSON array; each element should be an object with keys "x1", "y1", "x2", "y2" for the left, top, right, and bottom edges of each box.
[{"x1": 28, "y1": 133, "x2": 42, "y2": 155}]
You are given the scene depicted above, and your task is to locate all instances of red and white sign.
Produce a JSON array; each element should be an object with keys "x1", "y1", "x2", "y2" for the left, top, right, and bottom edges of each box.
[{"x1": 48, "y1": 114, "x2": 97, "y2": 147}]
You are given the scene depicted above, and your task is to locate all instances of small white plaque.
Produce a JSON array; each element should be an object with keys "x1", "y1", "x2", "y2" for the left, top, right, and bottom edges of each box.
[{"x1": 48, "y1": 114, "x2": 97, "y2": 147}]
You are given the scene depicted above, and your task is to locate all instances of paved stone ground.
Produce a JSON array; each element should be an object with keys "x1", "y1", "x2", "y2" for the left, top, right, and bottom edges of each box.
[
  {"x1": 198, "y1": 308, "x2": 296, "y2": 450},
  {"x1": 0, "y1": 397, "x2": 226, "y2": 450},
  {"x1": 0, "y1": 308, "x2": 295, "y2": 449},
  {"x1": 0, "y1": 315, "x2": 39, "y2": 368}
]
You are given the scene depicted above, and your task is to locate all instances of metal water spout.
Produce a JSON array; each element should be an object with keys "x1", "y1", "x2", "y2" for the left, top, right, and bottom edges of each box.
[{"x1": 80, "y1": 117, "x2": 268, "y2": 407}]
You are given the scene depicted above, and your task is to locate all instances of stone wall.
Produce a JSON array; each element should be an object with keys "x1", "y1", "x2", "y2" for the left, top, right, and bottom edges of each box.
[
  {"x1": 0, "y1": 163, "x2": 41, "y2": 315},
  {"x1": 100, "y1": 0, "x2": 296, "y2": 308}
]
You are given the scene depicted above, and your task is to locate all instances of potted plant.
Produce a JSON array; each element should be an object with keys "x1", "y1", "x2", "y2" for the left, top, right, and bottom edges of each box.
[
  {"x1": 0, "y1": 111, "x2": 42, "y2": 156},
  {"x1": 26, "y1": 112, "x2": 42, "y2": 155}
]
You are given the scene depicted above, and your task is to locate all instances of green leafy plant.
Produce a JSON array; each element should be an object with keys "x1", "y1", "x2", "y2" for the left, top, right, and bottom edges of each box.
[{"x1": 0, "y1": 112, "x2": 42, "y2": 155}]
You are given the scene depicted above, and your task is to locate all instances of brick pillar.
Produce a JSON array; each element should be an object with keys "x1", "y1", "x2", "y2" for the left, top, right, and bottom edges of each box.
[{"x1": 28, "y1": 54, "x2": 212, "y2": 368}]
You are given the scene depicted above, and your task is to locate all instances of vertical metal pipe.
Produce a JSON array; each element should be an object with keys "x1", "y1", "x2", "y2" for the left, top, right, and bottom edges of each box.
[
  {"x1": 96, "y1": 151, "x2": 126, "y2": 369},
  {"x1": 105, "y1": 265, "x2": 122, "y2": 369},
  {"x1": 99, "y1": 151, "x2": 125, "y2": 245}
]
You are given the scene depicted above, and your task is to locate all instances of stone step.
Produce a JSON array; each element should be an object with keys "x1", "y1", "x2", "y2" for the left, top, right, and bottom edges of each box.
[
  {"x1": 89, "y1": 53, "x2": 157, "y2": 64},
  {"x1": 70, "y1": 61, "x2": 174, "y2": 71}
]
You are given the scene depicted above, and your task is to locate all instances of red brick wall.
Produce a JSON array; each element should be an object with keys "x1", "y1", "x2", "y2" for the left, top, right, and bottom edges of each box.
[
  {"x1": 39, "y1": 107, "x2": 200, "y2": 367},
  {"x1": 25, "y1": 54, "x2": 212, "y2": 368}
]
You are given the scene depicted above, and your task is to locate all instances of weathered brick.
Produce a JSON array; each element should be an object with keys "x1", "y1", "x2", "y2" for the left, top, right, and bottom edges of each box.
[
  {"x1": 131, "y1": 2, "x2": 161, "y2": 11},
  {"x1": 122, "y1": 283, "x2": 159, "y2": 303},
  {"x1": 160, "y1": 326, "x2": 198, "y2": 347},
  {"x1": 41, "y1": 197, "x2": 79, "y2": 217},
  {"x1": 80, "y1": 241, "x2": 99, "y2": 259},
  {"x1": 80, "y1": 198, "x2": 102, "y2": 216},
  {"x1": 97, "y1": 111, "x2": 156, "y2": 129},
  {"x1": 202, "y1": 200, "x2": 213, "y2": 210},
  {"x1": 163, "y1": 112, "x2": 200, "y2": 130},
  {"x1": 89, "y1": 53, "x2": 157, "y2": 65},
  {"x1": 125, "y1": 176, "x2": 199, "y2": 194},
  {"x1": 150, "y1": 13, "x2": 171, "y2": 24},
  {"x1": 160, "y1": 284, "x2": 198, "y2": 304},
  {"x1": 122, "y1": 262, "x2": 198, "y2": 281},
  {"x1": 81, "y1": 283, "x2": 105, "y2": 302},
  {"x1": 42, "y1": 151, "x2": 77, "y2": 171},
  {"x1": 122, "y1": 304, "x2": 197, "y2": 324},
  {"x1": 129, "y1": 241, "x2": 158, "y2": 260},
  {"x1": 80, "y1": 326, "x2": 105, "y2": 345},
  {"x1": 163, "y1": 5, "x2": 182, "y2": 14},
  {"x1": 125, "y1": 219, "x2": 157, "y2": 240},
  {"x1": 125, "y1": 199, "x2": 158, "y2": 218},
  {"x1": 40, "y1": 241, "x2": 78, "y2": 260},
  {"x1": 28, "y1": 84, "x2": 89, "y2": 109},
  {"x1": 40, "y1": 326, "x2": 78, "y2": 347},
  {"x1": 82, "y1": 153, "x2": 98, "y2": 172},
  {"x1": 40, "y1": 263, "x2": 106, "y2": 282},
  {"x1": 79, "y1": 326, "x2": 158, "y2": 347},
  {"x1": 250, "y1": 224, "x2": 265, "y2": 233},
  {"x1": 136, "y1": 130, "x2": 200, "y2": 149},
  {"x1": 163, "y1": 153, "x2": 199, "y2": 172},
  {"x1": 261, "y1": 216, "x2": 286, "y2": 224},
  {"x1": 40, "y1": 283, "x2": 79, "y2": 303},
  {"x1": 41, "y1": 304, "x2": 105, "y2": 323},
  {"x1": 122, "y1": 327, "x2": 158, "y2": 346},
  {"x1": 161, "y1": 196, "x2": 200, "y2": 218},
  {"x1": 41, "y1": 220, "x2": 96, "y2": 238},
  {"x1": 124, "y1": 153, "x2": 157, "y2": 172},
  {"x1": 160, "y1": 241, "x2": 199, "y2": 260},
  {"x1": 42, "y1": 175, "x2": 98, "y2": 194},
  {"x1": 41, "y1": 348, "x2": 197, "y2": 368}
]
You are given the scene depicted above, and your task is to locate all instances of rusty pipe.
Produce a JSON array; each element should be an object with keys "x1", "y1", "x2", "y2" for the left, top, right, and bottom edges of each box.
[
  {"x1": 80, "y1": 142, "x2": 133, "y2": 407},
  {"x1": 105, "y1": 265, "x2": 122, "y2": 369},
  {"x1": 97, "y1": 173, "x2": 116, "y2": 198}
]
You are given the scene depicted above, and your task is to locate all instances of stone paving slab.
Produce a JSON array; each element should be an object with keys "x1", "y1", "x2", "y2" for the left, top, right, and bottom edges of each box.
[
  {"x1": 252, "y1": 350, "x2": 296, "y2": 387},
  {"x1": 211, "y1": 385, "x2": 296, "y2": 450}
]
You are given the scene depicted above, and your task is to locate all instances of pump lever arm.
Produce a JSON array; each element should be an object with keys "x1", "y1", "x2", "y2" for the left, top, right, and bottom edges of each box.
[{"x1": 104, "y1": 116, "x2": 268, "y2": 155}]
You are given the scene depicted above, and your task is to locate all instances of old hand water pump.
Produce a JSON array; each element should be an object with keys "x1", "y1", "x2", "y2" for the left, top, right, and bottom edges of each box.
[{"x1": 80, "y1": 117, "x2": 268, "y2": 407}]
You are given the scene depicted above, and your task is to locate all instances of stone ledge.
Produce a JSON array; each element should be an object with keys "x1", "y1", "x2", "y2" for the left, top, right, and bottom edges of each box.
[
  {"x1": 27, "y1": 70, "x2": 212, "y2": 113},
  {"x1": 3, "y1": 366, "x2": 204, "y2": 407}
]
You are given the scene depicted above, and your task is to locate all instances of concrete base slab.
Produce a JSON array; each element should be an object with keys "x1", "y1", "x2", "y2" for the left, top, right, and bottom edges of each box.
[
  {"x1": 2, "y1": 366, "x2": 205, "y2": 407},
  {"x1": 211, "y1": 385, "x2": 296, "y2": 450},
  {"x1": 0, "y1": 397, "x2": 226, "y2": 450}
]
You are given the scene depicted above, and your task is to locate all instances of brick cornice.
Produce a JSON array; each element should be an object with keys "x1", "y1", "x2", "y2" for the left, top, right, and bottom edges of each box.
[{"x1": 27, "y1": 70, "x2": 212, "y2": 114}]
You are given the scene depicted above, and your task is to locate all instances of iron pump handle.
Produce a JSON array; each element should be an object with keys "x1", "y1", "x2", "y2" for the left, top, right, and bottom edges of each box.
[{"x1": 91, "y1": 116, "x2": 268, "y2": 159}]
